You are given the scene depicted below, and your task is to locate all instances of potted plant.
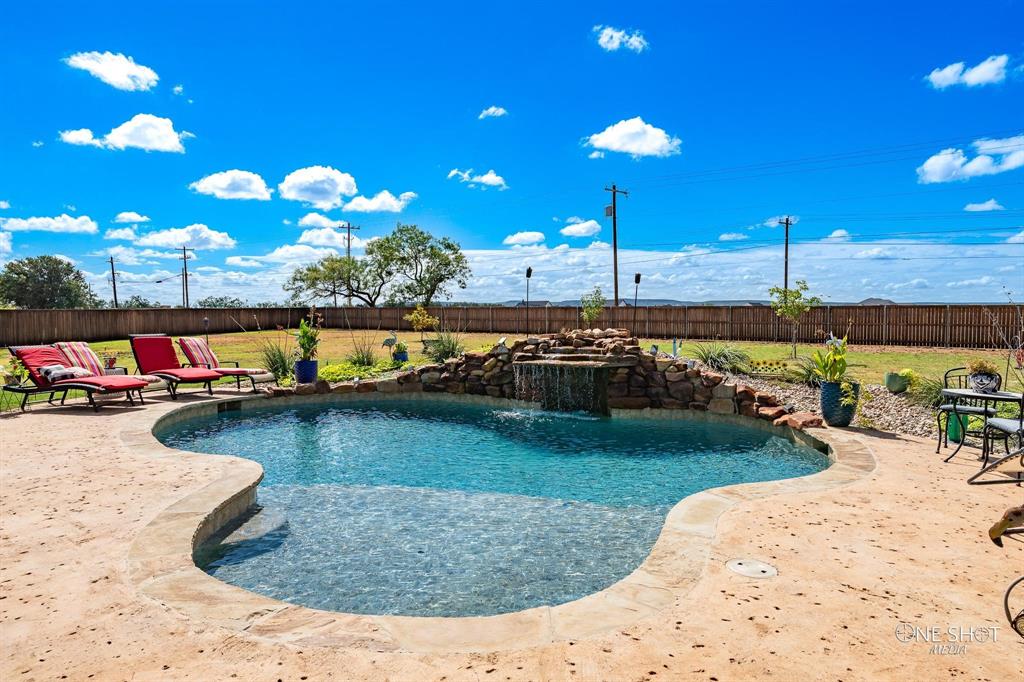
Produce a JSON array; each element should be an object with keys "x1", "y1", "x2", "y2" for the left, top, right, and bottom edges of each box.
[
  {"x1": 966, "y1": 358, "x2": 1001, "y2": 394},
  {"x1": 391, "y1": 341, "x2": 409, "y2": 363},
  {"x1": 884, "y1": 368, "x2": 915, "y2": 394},
  {"x1": 811, "y1": 334, "x2": 860, "y2": 427},
  {"x1": 293, "y1": 315, "x2": 321, "y2": 384}
]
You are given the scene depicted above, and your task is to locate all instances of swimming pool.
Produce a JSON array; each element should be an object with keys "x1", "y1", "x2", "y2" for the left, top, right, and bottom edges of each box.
[{"x1": 158, "y1": 398, "x2": 828, "y2": 617}]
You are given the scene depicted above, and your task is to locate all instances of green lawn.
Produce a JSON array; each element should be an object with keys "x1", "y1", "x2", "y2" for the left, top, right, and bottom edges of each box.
[{"x1": 3, "y1": 329, "x2": 1020, "y2": 412}]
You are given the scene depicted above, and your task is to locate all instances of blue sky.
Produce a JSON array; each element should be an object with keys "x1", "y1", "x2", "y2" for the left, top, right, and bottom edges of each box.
[{"x1": 1, "y1": 1, "x2": 1021, "y2": 305}]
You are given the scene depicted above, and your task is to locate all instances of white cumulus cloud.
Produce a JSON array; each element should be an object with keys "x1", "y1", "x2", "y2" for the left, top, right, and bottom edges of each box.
[
  {"x1": 718, "y1": 232, "x2": 749, "y2": 241},
  {"x1": 114, "y1": 211, "x2": 150, "y2": 223},
  {"x1": 0, "y1": 232, "x2": 11, "y2": 256},
  {"x1": 478, "y1": 106, "x2": 508, "y2": 119},
  {"x1": 298, "y1": 213, "x2": 347, "y2": 229},
  {"x1": 0, "y1": 201, "x2": 9, "y2": 210},
  {"x1": 560, "y1": 218, "x2": 602, "y2": 237},
  {"x1": 0, "y1": 214, "x2": 97, "y2": 234},
  {"x1": 228, "y1": 244, "x2": 337, "y2": 266},
  {"x1": 963, "y1": 198, "x2": 1005, "y2": 212},
  {"x1": 593, "y1": 25, "x2": 648, "y2": 53},
  {"x1": 927, "y1": 54, "x2": 1008, "y2": 89},
  {"x1": 104, "y1": 226, "x2": 138, "y2": 240},
  {"x1": 134, "y1": 223, "x2": 236, "y2": 250},
  {"x1": 447, "y1": 168, "x2": 508, "y2": 190},
  {"x1": 64, "y1": 51, "x2": 159, "y2": 91},
  {"x1": 60, "y1": 114, "x2": 191, "y2": 153},
  {"x1": 824, "y1": 229, "x2": 851, "y2": 242},
  {"x1": 297, "y1": 228, "x2": 367, "y2": 249},
  {"x1": 344, "y1": 190, "x2": 417, "y2": 212},
  {"x1": 1007, "y1": 230, "x2": 1024, "y2": 244},
  {"x1": 503, "y1": 231, "x2": 545, "y2": 246},
  {"x1": 278, "y1": 166, "x2": 357, "y2": 210},
  {"x1": 586, "y1": 117, "x2": 680, "y2": 159},
  {"x1": 917, "y1": 134, "x2": 1024, "y2": 183},
  {"x1": 189, "y1": 169, "x2": 272, "y2": 200}
]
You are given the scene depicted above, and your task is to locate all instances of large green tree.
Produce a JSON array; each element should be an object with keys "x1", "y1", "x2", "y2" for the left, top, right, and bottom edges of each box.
[
  {"x1": 384, "y1": 223, "x2": 470, "y2": 306},
  {"x1": 0, "y1": 256, "x2": 101, "y2": 309},
  {"x1": 284, "y1": 224, "x2": 469, "y2": 307}
]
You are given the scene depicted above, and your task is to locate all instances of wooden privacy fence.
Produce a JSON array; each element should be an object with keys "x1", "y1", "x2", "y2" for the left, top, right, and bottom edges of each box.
[{"x1": 1, "y1": 304, "x2": 1017, "y2": 349}]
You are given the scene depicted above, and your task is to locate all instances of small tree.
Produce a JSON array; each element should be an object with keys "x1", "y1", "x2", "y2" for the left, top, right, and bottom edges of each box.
[
  {"x1": 404, "y1": 304, "x2": 439, "y2": 342},
  {"x1": 769, "y1": 280, "x2": 821, "y2": 358},
  {"x1": 579, "y1": 286, "x2": 607, "y2": 328},
  {"x1": 122, "y1": 295, "x2": 158, "y2": 308}
]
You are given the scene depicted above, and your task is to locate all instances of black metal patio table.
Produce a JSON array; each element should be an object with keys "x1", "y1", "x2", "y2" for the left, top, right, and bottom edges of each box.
[{"x1": 941, "y1": 388, "x2": 1024, "y2": 465}]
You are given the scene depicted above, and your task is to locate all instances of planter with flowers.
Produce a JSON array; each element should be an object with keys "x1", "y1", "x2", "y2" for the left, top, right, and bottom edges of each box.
[
  {"x1": 966, "y1": 358, "x2": 1001, "y2": 394},
  {"x1": 811, "y1": 334, "x2": 860, "y2": 427},
  {"x1": 293, "y1": 314, "x2": 321, "y2": 384}
]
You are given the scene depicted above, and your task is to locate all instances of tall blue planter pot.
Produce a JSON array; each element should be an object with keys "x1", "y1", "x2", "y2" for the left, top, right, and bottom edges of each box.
[
  {"x1": 294, "y1": 359, "x2": 318, "y2": 384},
  {"x1": 820, "y1": 381, "x2": 859, "y2": 427}
]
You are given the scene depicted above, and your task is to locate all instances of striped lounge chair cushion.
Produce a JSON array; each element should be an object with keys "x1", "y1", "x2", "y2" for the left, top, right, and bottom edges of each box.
[
  {"x1": 54, "y1": 342, "x2": 104, "y2": 376},
  {"x1": 178, "y1": 337, "x2": 220, "y2": 369}
]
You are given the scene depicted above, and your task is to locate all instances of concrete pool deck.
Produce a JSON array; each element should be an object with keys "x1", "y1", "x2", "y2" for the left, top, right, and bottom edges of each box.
[{"x1": 1, "y1": 391, "x2": 1021, "y2": 680}]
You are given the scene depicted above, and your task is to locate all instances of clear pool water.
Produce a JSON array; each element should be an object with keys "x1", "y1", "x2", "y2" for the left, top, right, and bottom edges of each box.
[{"x1": 158, "y1": 399, "x2": 827, "y2": 617}]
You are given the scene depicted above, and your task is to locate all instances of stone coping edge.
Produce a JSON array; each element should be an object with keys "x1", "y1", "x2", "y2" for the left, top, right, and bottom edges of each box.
[{"x1": 123, "y1": 391, "x2": 876, "y2": 654}]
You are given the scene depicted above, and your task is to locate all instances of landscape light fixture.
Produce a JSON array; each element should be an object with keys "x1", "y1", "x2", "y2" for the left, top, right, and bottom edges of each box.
[
  {"x1": 633, "y1": 273, "x2": 641, "y2": 332},
  {"x1": 203, "y1": 316, "x2": 210, "y2": 345},
  {"x1": 525, "y1": 267, "x2": 533, "y2": 334}
]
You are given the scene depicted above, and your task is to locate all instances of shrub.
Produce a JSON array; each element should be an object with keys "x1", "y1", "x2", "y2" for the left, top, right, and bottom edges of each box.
[
  {"x1": 346, "y1": 335, "x2": 378, "y2": 367},
  {"x1": 692, "y1": 343, "x2": 750, "y2": 373},
  {"x1": 259, "y1": 339, "x2": 292, "y2": 382},
  {"x1": 907, "y1": 376, "x2": 944, "y2": 408},
  {"x1": 426, "y1": 329, "x2": 465, "y2": 363},
  {"x1": 319, "y1": 359, "x2": 404, "y2": 382},
  {"x1": 784, "y1": 356, "x2": 819, "y2": 386}
]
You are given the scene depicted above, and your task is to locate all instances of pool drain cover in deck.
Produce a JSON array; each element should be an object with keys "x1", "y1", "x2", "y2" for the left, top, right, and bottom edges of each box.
[{"x1": 726, "y1": 558, "x2": 778, "y2": 578}]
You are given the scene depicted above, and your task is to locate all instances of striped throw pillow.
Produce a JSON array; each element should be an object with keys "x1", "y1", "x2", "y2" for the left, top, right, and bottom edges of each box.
[
  {"x1": 55, "y1": 342, "x2": 103, "y2": 377},
  {"x1": 178, "y1": 337, "x2": 220, "y2": 369}
]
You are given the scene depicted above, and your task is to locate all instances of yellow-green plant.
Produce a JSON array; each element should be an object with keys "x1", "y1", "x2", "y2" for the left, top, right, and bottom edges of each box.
[{"x1": 404, "y1": 304, "x2": 439, "y2": 341}]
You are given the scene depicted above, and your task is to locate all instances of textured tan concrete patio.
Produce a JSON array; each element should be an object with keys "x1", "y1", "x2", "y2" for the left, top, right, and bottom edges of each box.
[{"x1": 1, "y1": 391, "x2": 1021, "y2": 680}]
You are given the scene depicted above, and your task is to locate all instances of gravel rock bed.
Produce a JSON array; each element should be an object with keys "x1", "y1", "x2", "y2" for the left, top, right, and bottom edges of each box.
[{"x1": 734, "y1": 374, "x2": 937, "y2": 438}]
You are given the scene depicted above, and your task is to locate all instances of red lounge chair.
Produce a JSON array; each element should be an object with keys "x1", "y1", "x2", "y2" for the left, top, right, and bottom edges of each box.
[
  {"x1": 129, "y1": 334, "x2": 222, "y2": 399},
  {"x1": 8, "y1": 345, "x2": 149, "y2": 412},
  {"x1": 177, "y1": 337, "x2": 273, "y2": 392}
]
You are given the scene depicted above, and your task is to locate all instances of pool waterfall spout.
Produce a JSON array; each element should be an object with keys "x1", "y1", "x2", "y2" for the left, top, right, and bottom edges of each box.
[{"x1": 513, "y1": 360, "x2": 616, "y2": 415}]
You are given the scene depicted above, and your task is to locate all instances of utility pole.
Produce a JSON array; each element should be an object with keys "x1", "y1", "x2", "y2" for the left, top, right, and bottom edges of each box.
[
  {"x1": 179, "y1": 247, "x2": 195, "y2": 307},
  {"x1": 108, "y1": 256, "x2": 119, "y2": 308},
  {"x1": 778, "y1": 216, "x2": 792, "y2": 292},
  {"x1": 604, "y1": 183, "x2": 629, "y2": 306},
  {"x1": 344, "y1": 223, "x2": 361, "y2": 306}
]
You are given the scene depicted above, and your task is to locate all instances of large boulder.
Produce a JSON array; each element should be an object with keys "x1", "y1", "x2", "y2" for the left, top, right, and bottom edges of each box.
[
  {"x1": 711, "y1": 382, "x2": 736, "y2": 399},
  {"x1": 758, "y1": 406, "x2": 788, "y2": 420},
  {"x1": 773, "y1": 412, "x2": 823, "y2": 430},
  {"x1": 708, "y1": 398, "x2": 735, "y2": 414}
]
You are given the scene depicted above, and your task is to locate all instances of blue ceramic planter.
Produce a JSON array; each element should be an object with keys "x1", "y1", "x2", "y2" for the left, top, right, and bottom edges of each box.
[
  {"x1": 392, "y1": 351, "x2": 409, "y2": 362},
  {"x1": 294, "y1": 359, "x2": 319, "y2": 384},
  {"x1": 820, "y1": 381, "x2": 859, "y2": 427}
]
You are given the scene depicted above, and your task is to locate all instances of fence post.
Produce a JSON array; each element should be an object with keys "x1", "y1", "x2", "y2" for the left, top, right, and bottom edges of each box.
[
  {"x1": 944, "y1": 305, "x2": 951, "y2": 348},
  {"x1": 882, "y1": 305, "x2": 888, "y2": 347}
]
